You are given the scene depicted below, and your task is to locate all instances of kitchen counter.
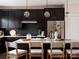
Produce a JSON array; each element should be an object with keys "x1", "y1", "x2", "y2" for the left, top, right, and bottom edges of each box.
[
  {"x1": 0, "y1": 36, "x2": 4, "y2": 38},
  {"x1": 13, "y1": 38, "x2": 65, "y2": 44},
  {"x1": 10, "y1": 38, "x2": 65, "y2": 48},
  {"x1": 0, "y1": 36, "x2": 71, "y2": 43},
  {"x1": 1, "y1": 35, "x2": 45, "y2": 38}
]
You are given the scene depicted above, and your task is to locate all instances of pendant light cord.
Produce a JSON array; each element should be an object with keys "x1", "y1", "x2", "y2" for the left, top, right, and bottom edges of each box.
[
  {"x1": 25, "y1": 0, "x2": 28, "y2": 9},
  {"x1": 44, "y1": 0, "x2": 50, "y2": 18},
  {"x1": 46, "y1": 0, "x2": 48, "y2": 8},
  {"x1": 24, "y1": 0, "x2": 30, "y2": 17}
]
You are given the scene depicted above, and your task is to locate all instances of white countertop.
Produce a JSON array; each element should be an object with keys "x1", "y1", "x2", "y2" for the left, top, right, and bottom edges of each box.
[
  {"x1": 14, "y1": 38, "x2": 65, "y2": 44},
  {"x1": 0, "y1": 36, "x2": 4, "y2": 38},
  {"x1": 8, "y1": 38, "x2": 70, "y2": 48},
  {"x1": 0, "y1": 35, "x2": 71, "y2": 43},
  {"x1": 10, "y1": 38, "x2": 64, "y2": 48},
  {"x1": 14, "y1": 39, "x2": 71, "y2": 44},
  {"x1": 1, "y1": 36, "x2": 45, "y2": 38}
]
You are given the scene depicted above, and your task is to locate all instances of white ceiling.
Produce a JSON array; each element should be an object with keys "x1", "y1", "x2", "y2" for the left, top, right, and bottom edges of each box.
[{"x1": 0, "y1": 0, "x2": 65, "y2": 9}]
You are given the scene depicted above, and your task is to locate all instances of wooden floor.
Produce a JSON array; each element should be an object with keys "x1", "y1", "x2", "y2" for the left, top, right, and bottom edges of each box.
[
  {"x1": 0, "y1": 53, "x2": 79, "y2": 59},
  {"x1": 0, "y1": 53, "x2": 62, "y2": 59},
  {"x1": 0, "y1": 53, "x2": 6, "y2": 59}
]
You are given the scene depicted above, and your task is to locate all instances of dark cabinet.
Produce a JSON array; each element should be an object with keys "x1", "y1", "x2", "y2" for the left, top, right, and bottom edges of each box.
[
  {"x1": 8, "y1": 10, "x2": 22, "y2": 28},
  {"x1": 0, "y1": 38, "x2": 5, "y2": 53},
  {"x1": 0, "y1": 11, "x2": 9, "y2": 28},
  {"x1": 0, "y1": 9, "x2": 64, "y2": 37},
  {"x1": 23, "y1": 9, "x2": 44, "y2": 21},
  {"x1": 44, "y1": 8, "x2": 64, "y2": 20},
  {"x1": 36, "y1": 10, "x2": 45, "y2": 30},
  {"x1": 0, "y1": 10, "x2": 22, "y2": 28}
]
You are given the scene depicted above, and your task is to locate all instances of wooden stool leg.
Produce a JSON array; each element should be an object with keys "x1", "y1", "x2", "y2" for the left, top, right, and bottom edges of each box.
[
  {"x1": 42, "y1": 54, "x2": 44, "y2": 59},
  {"x1": 60, "y1": 56, "x2": 62, "y2": 59},
  {"x1": 63, "y1": 53, "x2": 64, "y2": 59},
  {"x1": 50, "y1": 55, "x2": 52, "y2": 59},
  {"x1": 29, "y1": 55, "x2": 31, "y2": 59},
  {"x1": 42, "y1": 56, "x2": 43, "y2": 59},
  {"x1": 70, "y1": 55, "x2": 72, "y2": 59},
  {"x1": 16, "y1": 56, "x2": 18, "y2": 59},
  {"x1": 26, "y1": 53, "x2": 27, "y2": 59},
  {"x1": 6, "y1": 55, "x2": 8, "y2": 59},
  {"x1": 47, "y1": 53, "x2": 49, "y2": 59},
  {"x1": 66, "y1": 53, "x2": 67, "y2": 59}
]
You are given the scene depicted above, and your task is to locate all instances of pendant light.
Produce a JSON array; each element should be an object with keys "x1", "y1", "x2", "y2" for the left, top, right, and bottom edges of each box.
[
  {"x1": 44, "y1": 0, "x2": 50, "y2": 18},
  {"x1": 24, "y1": 0, "x2": 30, "y2": 17}
]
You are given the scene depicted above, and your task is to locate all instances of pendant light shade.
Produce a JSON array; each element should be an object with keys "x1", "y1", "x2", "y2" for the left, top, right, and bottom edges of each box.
[
  {"x1": 24, "y1": 0, "x2": 30, "y2": 17},
  {"x1": 44, "y1": 11, "x2": 50, "y2": 18},
  {"x1": 44, "y1": 0, "x2": 50, "y2": 18},
  {"x1": 24, "y1": 11, "x2": 30, "y2": 17}
]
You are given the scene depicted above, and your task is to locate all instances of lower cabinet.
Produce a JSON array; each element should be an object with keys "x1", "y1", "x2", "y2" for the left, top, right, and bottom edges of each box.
[{"x1": 0, "y1": 38, "x2": 5, "y2": 53}]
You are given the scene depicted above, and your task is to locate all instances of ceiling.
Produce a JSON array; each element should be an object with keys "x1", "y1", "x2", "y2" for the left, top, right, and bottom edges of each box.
[{"x1": 0, "y1": 0, "x2": 65, "y2": 9}]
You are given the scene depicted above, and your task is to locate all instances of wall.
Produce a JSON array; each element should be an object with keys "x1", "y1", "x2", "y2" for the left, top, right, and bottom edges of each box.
[
  {"x1": 0, "y1": 0, "x2": 64, "y2": 9},
  {"x1": 65, "y1": 0, "x2": 79, "y2": 41}
]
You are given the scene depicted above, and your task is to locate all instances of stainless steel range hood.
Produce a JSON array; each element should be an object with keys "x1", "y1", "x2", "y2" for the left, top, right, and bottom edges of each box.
[{"x1": 21, "y1": 21, "x2": 37, "y2": 23}]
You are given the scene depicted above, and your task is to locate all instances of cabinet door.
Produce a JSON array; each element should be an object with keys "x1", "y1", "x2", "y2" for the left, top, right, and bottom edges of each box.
[
  {"x1": 52, "y1": 8, "x2": 64, "y2": 20},
  {"x1": 44, "y1": 8, "x2": 64, "y2": 20},
  {"x1": 0, "y1": 11, "x2": 9, "y2": 28},
  {"x1": 8, "y1": 10, "x2": 22, "y2": 28},
  {"x1": 0, "y1": 11, "x2": 2, "y2": 28},
  {"x1": 68, "y1": 0, "x2": 79, "y2": 16},
  {"x1": 0, "y1": 38, "x2": 5, "y2": 53}
]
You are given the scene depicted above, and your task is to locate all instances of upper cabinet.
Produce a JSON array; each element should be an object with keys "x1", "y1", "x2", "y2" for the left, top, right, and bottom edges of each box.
[
  {"x1": 44, "y1": 8, "x2": 64, "y2": 20},
  {"x1": 69, "y1": 0, "x2": 79, "y2": 14},
  {"x1": 0, "y1": 11, "x2": 4, "y2": 28},
  {"x1": 48, "y1": 0, "x2": 65, "y2": 5},
  {"x1": 0, "y1": 10, "x2": 22, "y2": 28},
  {"x1": 22, "y1": 9, "x2": 44, "y2": 21},
  {"x1": 65, "y1": 0, "x2": 79, "y2": 16},
  {"x1": 8, "y1": 10, "x2": 22, "y2": 28},
  {"x1": 0, "y1": 8, "x2": 64, "y2": 29},
  {"x1": 65, "y1": 0, "x2": 79, "y2": 40},
  {"x1": 0, "y1": 11, "x2": 9, "y2": 28},
  {"x1": 0, "y1": 0, "x2": 65, "y2": 9}
]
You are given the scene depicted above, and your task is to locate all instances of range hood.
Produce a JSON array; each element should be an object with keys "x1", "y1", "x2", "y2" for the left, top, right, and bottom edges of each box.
[{"x1": 21, "y1": 21, "x2": 37, "y2": 23}]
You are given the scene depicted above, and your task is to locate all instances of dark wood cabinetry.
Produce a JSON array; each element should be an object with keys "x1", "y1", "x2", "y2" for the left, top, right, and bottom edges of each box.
[
  {"x1": 44, "y1": 8, "x2": 64, "y2": 20},
  {"x1": 22, "y1": 9, "x2": 44, "y2": 21},
  {"x1": 0, "y1": 8, "x2": 64, "y2": 28},
  {"x1": 0, "y1": 8, "x2": 64, "y2": 36},
  {"x1": 0, "y1": 11, "x2": 9, "y2": 28},
  {"x1": 0, "y1": 10, "x2": 22, "y2": 28},
  {"x1": 8, "y1": 10, "x2": 22, "y2": 28},
  {"x1": 0, "y1": 38, "x2": 5, "y2": 53}
]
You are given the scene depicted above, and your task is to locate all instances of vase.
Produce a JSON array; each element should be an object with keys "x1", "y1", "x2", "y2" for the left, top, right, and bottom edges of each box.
[
  {"x1": 41, "y1": 31, "x2": 44, "y2": 36},
  {"x1": 54, "y1": 31, "x2": 58, "y2": 40},
  {"x1": 10, "y1": 30, "x2": 16, "y2": 36},
  {"x1": 52, "y1": 32, "x2": 54, "y2": 39},
  {"x1": 26, "y1": 34, "x2": 31, "y2": 39}
]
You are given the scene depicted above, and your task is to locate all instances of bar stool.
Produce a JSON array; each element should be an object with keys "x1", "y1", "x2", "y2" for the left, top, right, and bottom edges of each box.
[
  {"x1": 66, "y1": 41, "x2": 79, "y2": 59},
  {"x1": 5, "y1": 41, "x2": 28, "y2": 59},
  {"x1": 29, "y1": 39, "x2": 44, "y2": 59},
  {"x1": 47, "y1": 40, "x2": 64, "y2": 59}
]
